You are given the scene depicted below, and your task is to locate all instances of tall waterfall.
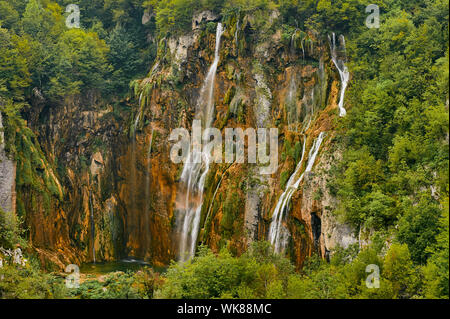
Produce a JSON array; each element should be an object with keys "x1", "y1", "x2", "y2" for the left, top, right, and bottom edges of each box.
[
  {"x1": 235, "y1": 19, "x2": 240, "y2": 54},
  {"x1": 290, "y1": 30, "x2": 297, "y2": 57},
  {"x1": 286, "y1": 76, "x2": 298, "y2": 130},
  {"x1": 145, "y1": 127, "x2": 154, "y2": 215},
  {"x1": 329, "y1": 33, "x2": 349, "y2": 117},
  {"x1": 177, "y1": 23, "x2": 224, "y2": 262},
  {"x1": 129, "y1": 107, "x2": 140, "y2": 236},
  {"x1": 269, "y1": 132, "x2": 326, "y2": 253},
  {"x1": 89, "y1": 191, "x2": 96, "y2": 263},
  {"x1": 144, "y1": 123, "x2": 154, "y2": 248}
]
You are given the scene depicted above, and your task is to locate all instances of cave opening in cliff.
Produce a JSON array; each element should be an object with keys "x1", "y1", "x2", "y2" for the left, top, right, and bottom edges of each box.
[{"x1": 310, "y1": 212, "x2": 321, "y2": 254}]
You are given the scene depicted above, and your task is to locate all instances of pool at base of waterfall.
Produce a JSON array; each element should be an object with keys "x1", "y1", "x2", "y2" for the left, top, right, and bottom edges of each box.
[{"x1": 80, "y1": 258, "x2": 166, "y2": 275}]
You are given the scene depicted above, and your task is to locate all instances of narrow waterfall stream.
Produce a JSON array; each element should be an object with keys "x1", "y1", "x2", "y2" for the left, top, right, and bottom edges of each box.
[
  {"x1": 235, "y1": 19, "x2": 240, "y2": 55},
  {"x1": 129, "y1": 106, "x2": 141, "y2": 240},
  {"x1": 145, "y1": 127, "x2": 154, "y2": 215},
  {"x1": 329, "y1": 33, "x2": 349, "y2": 117},
  {"x1": 144, "y1": 121, "x2": 154, "y2": 248},
  {"x1": 286, "y1": 76, "x2": 298, "y2": 130},
  {"x1": 89, "y1": 190, "x2": 96, "y2": 263},
  {"x1": 177, "y1": 23, "x2": 224, "y2": 262},
  {"x1": 269, "y1": 132, "x2": 326, "y2": 253}
]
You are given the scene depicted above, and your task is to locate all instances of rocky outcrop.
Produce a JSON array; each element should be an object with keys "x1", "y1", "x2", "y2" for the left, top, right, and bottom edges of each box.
[
  {"x1": 0, "y1": 112, "x2": 15, "y2": 214},
  {"x1": 192, "y1": 10, "x2": 219, "y2": 30},
  {"x1": 15, "y1": 11, "x2": 358, "y2": 270},
  {"x1": 291, "y1": 142, "x2": 358, "y2": 266}
]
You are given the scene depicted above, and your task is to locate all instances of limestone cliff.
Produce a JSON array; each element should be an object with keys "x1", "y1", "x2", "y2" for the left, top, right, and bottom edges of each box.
[
  {"x1": 0, "y1": 112, "x2": 16, "y2": 214},
  {"x1": 12, "y1": 10, "x2": 358, "y2": 269}
]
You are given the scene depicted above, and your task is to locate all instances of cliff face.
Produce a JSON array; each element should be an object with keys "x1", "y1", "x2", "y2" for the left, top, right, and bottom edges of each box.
[
  {"x1": 0, "y1": 112, "x2": 16, "y2": 214},
  {"x1": 16, "y1": 10, "x2": 358, "y2": 269}
]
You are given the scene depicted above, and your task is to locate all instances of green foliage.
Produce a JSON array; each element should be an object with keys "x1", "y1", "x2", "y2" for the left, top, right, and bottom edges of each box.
[
  {"x1": 397, "y1": 194, "x2": 441, "y2": 264},
  {"x1": 47, "y1": 28, "x2": 111, "y2": 98},
  {"x1": 155, "y1": 241, "x2": 436, "y2": 299},
  {"x1": 0, "y1": 262, "x2": 69, "y2": 299},
  {"x1": 0, "y1": 0, "x2": 448, "y2": 300},
  {"x1": 332, "y1": 0, "x2": 449, "y2": 279},
  {"x1": 382, "y1": 243, "x2": 418, "y2": 298},
  {"x1": 422, "y1": 197, "x2": 449, "y2": 299},
  {"x1": 106, "y1": 25, "x2": 149, "y2": 95},
  {"x1": 72, "y1": 269, "x2": 159, "y2": 299},
  {"x1": 0, "y1": 208, "x2": 26, "y2": 249},
  {"x1": 153, "y1": 0, "x2": 199, "y2": 36},
  {"x1": 0, "y1": 27, "x2": 31, "y2": 101},
  {"x1": 280, "y1": 170, "x2": 290, "y2": 190},
  {"x1": 156, "y1": 242, "x2": 294, "y2": 299},
  {"x1": 220, "y1": 183, "x2": 244, "y2": 239},
  {"x1": 0, "y1": 1, "x2": 20, "y2": 30}
]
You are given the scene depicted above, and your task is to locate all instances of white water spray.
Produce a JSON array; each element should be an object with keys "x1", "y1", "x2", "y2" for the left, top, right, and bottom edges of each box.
[
  {"x1": 268, "y1": 132, "x2": 326, "y2": 253},
  {"x1": 177, "y1": 23, "x2": 224, "y2": 262},
  {"x1": 329, "y1": 33, "x2": 349, "y2": 117},
  {"x1": 235, "y1": 19, "x2": 240, "y2": 50},
  {"x1": 89, "y1": 191, "x2": 96, "y2": 263},
  {"x1": 198, "y1": 23, "x2": 225, "y2": 128}
]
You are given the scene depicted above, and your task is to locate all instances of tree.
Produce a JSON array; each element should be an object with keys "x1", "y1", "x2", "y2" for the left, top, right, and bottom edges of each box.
[
  {"x1": 0, "y1": 28, "x2": 31, "y2": 101},
  {"x1": 106, "y1": 25, "x2": 143, "y2": 95},
  {"x1": 422, "y1": 197, "x2": 449, "y2": 299},
  {"x1": 397, "y1": 194, "x2": 440, "y2": 265},
  {"x1": 383, "y1": 243, "x2": 419, "y2": 298}
]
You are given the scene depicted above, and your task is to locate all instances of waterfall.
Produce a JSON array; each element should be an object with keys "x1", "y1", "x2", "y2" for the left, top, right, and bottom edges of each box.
[
  {"x1": 269, "y1": 132, "x2": 326, "y2": 253},
  {"x1": 196, "y1": 23, "x2": 225, "y2": 128},
  {"x1": 177, "y1": 23, "x2": 224, "y2": 262},
  {"x1": 290, "y1": 30, "x2": 297, "y2": 57},
  {"x1": 89, "y1": 191, "x2": 96, "y2": 263},
  {"x1": 130, "y1": 110, "x2": 140, "y2": 219},
  {"x1": 286, "y1": 76, "x2": 297, "y2": 130},
  {"x1": 150, "y1": 62, "x2": 160, "y2": 76},
  {"x1": 204, "y1": 174, "x2": 224, "y2": 228},
  {"x1": 144, "y1": 125, "x2": 154, "y2": 248},
  {"x1": 134, "y1": 94, "x2": 142, "y2": 131},
  {"x1": 145, "y1": 127, "x2": 154, "y2": 213},
  {"x1": 235, "y1": 19, "x2": 240, "y2": 54},
  {"x1": 329, "y1": 33, "x2": 349, "y2": 117},
  {"x1": 302, "y1": 90, "x2": 314, "y2": 133},
  {"x1": 301, "y1": 39, "x2": 305, "y2": 60}
]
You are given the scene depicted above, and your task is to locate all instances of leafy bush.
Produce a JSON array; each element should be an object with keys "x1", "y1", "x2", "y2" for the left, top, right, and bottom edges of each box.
[
  {"x1": 0, "y1": 208, "x2": 25, "y2": 249},
  {"x1": 0, "y1": 262, "x2": 69, "y2": 299}
]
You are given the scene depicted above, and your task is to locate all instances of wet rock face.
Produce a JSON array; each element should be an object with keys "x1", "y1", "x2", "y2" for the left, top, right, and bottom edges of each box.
[
  {"x1": 192, "y1": 11, "x2": 219, "y2": 30},
  {"x1": 289, "y1": 145, "x2": 358, "y2": 267},
  {"x1": 19, "y1": 13, "x2": 357, "y2": 270},
  {"x1": 0, "y1": 112, "x2": 15, "y2": 214},
  {"x1": 310, "y1": 212, "x2": 322, "y2": 252}
]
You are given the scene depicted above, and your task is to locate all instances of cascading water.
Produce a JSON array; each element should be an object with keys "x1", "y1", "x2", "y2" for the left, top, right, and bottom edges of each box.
[
  {"x1": 143, "y1": 122, "x2": 154, "y2": 248},
  {"x1": 235, "y1": 19, "x2": 240, "y2": 54},
  {"x1": 129, "y1": 105, "x2": 141, "y2": 225},
  {"x1": 145, "y1": 127, "x2": 154, "y2": 214},
  {"x1": 290, "y1": 30, "x2": 297, "y2": 57},
  {"x1": 197, "y1": 23, "x2": 225, "y2": 128},
  {"x1": 89, "y1": 191, "x2": 96, "y2": 263},
  {"x1": 301, "y1": 39, "x2": 305, "y2": 60},
  {"x1": 177, "y1": 23, "x2": 224, "y2": 262},
  {"x1": 302, "y1": 90, "x2": 314, "y2": 133},
  {"x1": 286, "y1": 76, "x2": 298, "y2": 130},
  {"x1": 269, "y1": 132, "x2": 326, "y2": 253},
  {"x1": 329, "y1": 33, "x2": 349, "y2": 117}
]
